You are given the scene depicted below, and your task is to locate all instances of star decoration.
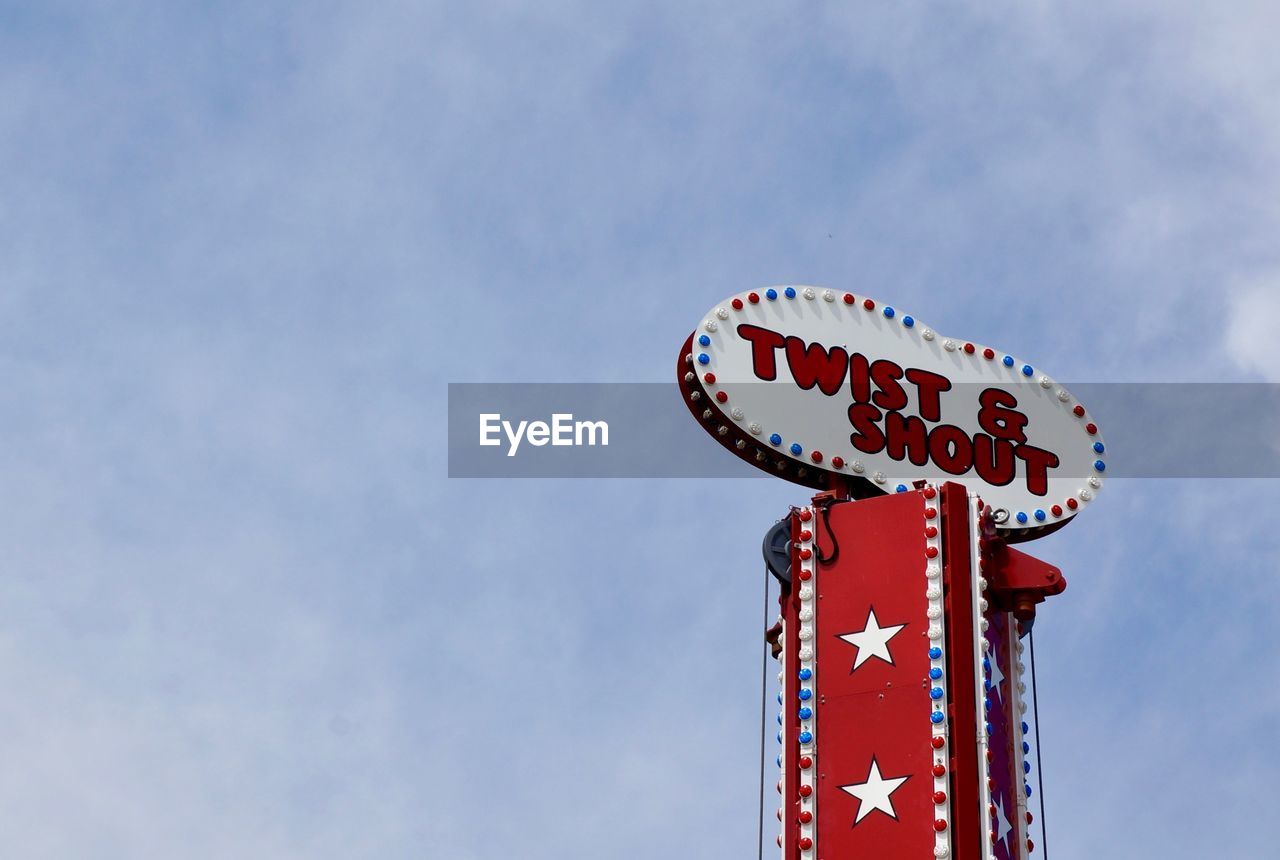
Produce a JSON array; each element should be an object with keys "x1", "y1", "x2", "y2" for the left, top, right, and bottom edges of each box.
[
  {"x1": 837, "y1": 607, "x2": 906, "y2": 671},
  {"x1": 839, "y1": 757, "x2": 911, "y2": 824},
  {"x1": 994, "y1": 793, "x2": 1013, "y2": 850},
  {"x1": 989, "y1": 649, "x2": 1006, "y2": 701}
]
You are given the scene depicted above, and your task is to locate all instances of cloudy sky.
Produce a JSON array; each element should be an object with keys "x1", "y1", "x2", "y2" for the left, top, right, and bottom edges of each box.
[{"x1": 2, "y1": 2, "x2": 1278, "y2": 857}]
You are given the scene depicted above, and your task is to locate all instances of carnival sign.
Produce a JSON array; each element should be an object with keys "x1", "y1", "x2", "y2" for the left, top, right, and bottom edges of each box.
[{"x1": 677, "y1": 287, "x2": 1106, "y2": 538}]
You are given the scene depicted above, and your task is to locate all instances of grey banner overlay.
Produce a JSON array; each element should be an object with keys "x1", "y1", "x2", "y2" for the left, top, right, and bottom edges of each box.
[{"x1": 448, "y1": 383, "x2": 1280, "y2": 478}]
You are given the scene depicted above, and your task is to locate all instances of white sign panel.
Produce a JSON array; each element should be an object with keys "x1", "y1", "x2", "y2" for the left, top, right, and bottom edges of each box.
[{"x1": 681, "y1": 287, "x2": 1106, "y2": 536}]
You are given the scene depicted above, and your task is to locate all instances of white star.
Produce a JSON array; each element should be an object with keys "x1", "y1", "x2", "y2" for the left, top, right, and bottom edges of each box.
[
  {"x1": 839, "y1": 758, "x2": 910, "y2": 824},
  {"x1": 993, "y1": 794, "x2": 1013, "y2": 849},
  {"x1": 989, "y1": 651, "x2": 1006, "y2": 701},
  {"x1": 838, "y1": 607, "x2": 906, "y2": 671}
]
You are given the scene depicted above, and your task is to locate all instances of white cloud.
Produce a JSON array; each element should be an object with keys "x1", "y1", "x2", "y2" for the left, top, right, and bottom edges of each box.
[{"x1": 1226, "y1": 278, "x2": 1280, "y2": 379}]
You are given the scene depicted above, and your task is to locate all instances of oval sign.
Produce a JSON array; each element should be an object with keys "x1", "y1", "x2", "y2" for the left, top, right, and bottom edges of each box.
[{"x1": 677, "y1": 287, "x2": 1106, "y2": 539}]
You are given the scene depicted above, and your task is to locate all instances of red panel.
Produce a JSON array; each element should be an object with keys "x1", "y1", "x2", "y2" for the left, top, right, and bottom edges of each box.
[
  {"x1": 812, "y1": 491, "x2": 937, "y2": 859},
  {"x1": 781, "y1": 509, "x2": 803, "y2": 859},
  {"x1": 984, "y1": 611, "x2": 1030, "y2": 860},
  {"x1": 941, "y1": 483, "x2": 982, "y2": 859}
]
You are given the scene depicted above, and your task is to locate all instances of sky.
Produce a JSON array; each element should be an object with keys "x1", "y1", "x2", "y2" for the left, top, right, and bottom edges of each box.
[{"x1": 1, "y1": 1, "x2": 1279, "y2": 857}]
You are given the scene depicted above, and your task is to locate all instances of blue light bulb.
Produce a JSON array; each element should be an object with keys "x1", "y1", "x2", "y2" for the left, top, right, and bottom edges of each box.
[
  {"x1": 1022, "y1": 364, "x2": 1033, "y2": 377},
  {"x1": 1023, "y1": 742, "x2": 1030, "y2": 754},
  {"x1": 799, "y1": 688, "x2": 812, "y2": 701},
  {"x1": 1026, "y1": 784, "x2": 1033, "y2": 797},
  {"x1": 1024, "y1": 761, "x2": 1031, "y2": 774},
  {"x1": 698, "y1": 334, "x2": 711, "y2": 346},
  {"x1": 777, "y1": 692, "x2": 783, "y2": 704},
  {"x1": 1003, "y1": 355, "x2": 1015, "y2": 367},
  {"x1": 930, "y1": 687, "x2": 944, "y2": 700},
  {"x1": 931, "y1": 711, "x2": 945, "y2": 724},
  {"x1": 896, "y1": 484, "x2": 908, "y2": 493},
  {"x1": 799, "y1": 668, "x2": 812, "y2": 681},
  {"x1": 770, "y1": 433, "x2": 782, "y2": 446},
  {"x1": 784, "y1": 287, "x2": 796, "y2": 299},
  {"x1": 777, "y1": 713, "x2": 783, "y2": 725},
  {"x1": 883, "y1": 306, "x2": 895, "y2": 318},
  {"x1": 697, "y1": 353, "x2": 710, "y2": 365},
  {"x1": 1094, "y1": 460, "x2": 1106, "y2": 472},
  {"x1": 930, "y1": 668, "x2": 943, "y2": 680},
  {"x1": 902, "y1": 315, "x2": 914, "y2": 327},
  {"x1": 790, "y1": 443, "x2": 803, "y2": 455},
  {"x1": 1016, "y1": 511, "x2": 1028, "y2": 524},
  {"x1": 1022, "y1": 721, "x2": 1030, "y2": 734},
  {"x1": 1093, "y1": 441, "x2": 1105, "y2": 454},
  {"x1": 800, "y1": 730, "x2": 813, "y2": 744},
  {"x1": 766, "y1": 288, "x2": 778, "y2": 301},
  {"x1": 799, "y1": 706, "x2": 813, "y2": 720},
  {"x1": 929, "y1": 647, "x2": 942, "y2": 660},
  {"x1": 1034, "y1": 509, "x2": 1046, "y2": 522}
]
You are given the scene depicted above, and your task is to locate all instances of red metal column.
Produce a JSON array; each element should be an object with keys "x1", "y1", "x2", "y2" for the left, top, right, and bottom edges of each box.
[{"x1": 941, "y1": 483, "x2": 982, "y2": 859}]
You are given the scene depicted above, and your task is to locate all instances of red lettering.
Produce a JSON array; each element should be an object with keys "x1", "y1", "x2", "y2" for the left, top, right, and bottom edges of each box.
[
  {"x1": 1014, "y1": 444, "x2": 1059, "y2": 497},
  {"x1": 848, "y1": 353, "x2": 872, "y2": 403},
  {"x1": 977, "y1": 388, "x2": 1028, "y2": 443},
  {"x1": 736, "y1": 325, "x2": 786, "y2": 381},
  {"x1": 904, "y1": 369, "x2": 952, "y2": 422},
  {"x1": 784, "y1": 336, "x2": 848, "y2": 396},
  {"x1": 972, "y1": 433, "x2": 1016, "y2": 487},
  {"x1": 884, "y1": 412, "x2": 930, "y2": 467},
  {"x1": 928, "y1": 424, "x2": 974, "y2": 475},
  {"x1": 848, "y1": 403, "x2": 885, "y2": 455},
  {"x1": 870, "y1": 360, "x2": 907, "y2": 411}
]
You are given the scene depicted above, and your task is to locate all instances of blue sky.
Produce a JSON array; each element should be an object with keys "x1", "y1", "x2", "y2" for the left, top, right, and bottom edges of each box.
[{"x1": 2, "y1": 2, "x2": 1279, "y2": 857}]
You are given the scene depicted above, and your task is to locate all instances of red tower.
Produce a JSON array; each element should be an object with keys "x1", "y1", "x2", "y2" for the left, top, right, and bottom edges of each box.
[{"x1": 774, "y1": 484, "x2": 1062, "y2": 859}]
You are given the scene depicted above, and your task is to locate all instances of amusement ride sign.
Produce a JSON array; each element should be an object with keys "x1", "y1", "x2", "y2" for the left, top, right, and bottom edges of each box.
[
  {"x1": 676, "y1": 287, "x2": 1104, "y2": 860},
  {"x1": 677, "y1": 286, "x2": 1105, "y2": 539}
]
